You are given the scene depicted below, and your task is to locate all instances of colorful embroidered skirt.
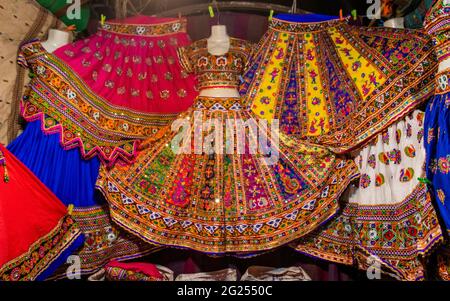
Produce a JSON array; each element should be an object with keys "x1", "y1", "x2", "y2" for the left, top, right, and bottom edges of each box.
[
  {"x1": 96, "y1": 96, "x2": 359, "y2": 255},
  {"x1": 19, "y1": 16, "x2": 197, "y2": 165},
  {"x1": 7, "y1": 120, "x2": 101, "y2": 208},
  {"x1": 424, "y1": 68, "x2": 450, "y2": 281},
  {"x1": 0, "y1": 144, "x2": 83, "y2": 281},
  {"x1": 240, "y1": 14, "x2": 437, "y2": 153},
  {"x1": 294, "y1": 111, "x2": 443, "y2": 281}
]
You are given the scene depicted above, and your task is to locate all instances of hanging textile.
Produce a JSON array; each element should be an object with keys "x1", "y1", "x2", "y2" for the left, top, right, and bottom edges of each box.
[
  {"x1": 96, "y1": 37, "x2": 359, "y2": 255},
  {"x1": 240, "y1": 14, "x2": 437, "y2": 153},
  {"x1": 0, "y1": 144, "x2": 83, "y2": 281},
  {"x1": 18, "y1": 16, "x2": 197, "y2": 165},
  {"x1": 423, "y1": 0, "x2": 450, "y2": 281},
  {"x1": 294, "y1": 110, "x2": 443, "y2": 281}
]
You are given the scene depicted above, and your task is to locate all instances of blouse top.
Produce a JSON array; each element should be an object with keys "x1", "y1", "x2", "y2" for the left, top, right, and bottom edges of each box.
[
  {"x1": 424, "y1": 0, "x2": 450, "y2": 62},
  {"x1": 177, "y1": 38, "x2": 253, "y2": 90}
]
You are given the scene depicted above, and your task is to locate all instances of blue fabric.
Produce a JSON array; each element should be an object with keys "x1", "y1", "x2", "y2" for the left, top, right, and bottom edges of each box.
[
  {"x1": 36, "y1": 234, "x2": 85, "y2": 281},
  {"x1": 7, "y1": 120, "x2": 102, "y2": 207},
  {"x1": 274, "y1": 13, "x2": 338, "y2": 23},
  {"x1": 425, "y1": 92, "x2": 450, "y2": 230}
]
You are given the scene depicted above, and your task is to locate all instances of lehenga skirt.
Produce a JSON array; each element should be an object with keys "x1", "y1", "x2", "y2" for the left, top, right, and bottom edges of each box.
[
  {"x1": 240, "y1": 14, "x2": 437, "y2": 153},
  {"x1": 96, "y1": 96, "x2": 359, "y2": 255},
  {"x1": 17, "y1": 15, "x2": 198, "y2": 165},
  {"x1": 424, "y1": 68, "x2": 450, "y2": 281},
  {"x1": 0, "y1": 144, "x2": 83, "y2": 281},
  {"x1": 294, "y1": 110, "x2": 443, "y2": 281}
]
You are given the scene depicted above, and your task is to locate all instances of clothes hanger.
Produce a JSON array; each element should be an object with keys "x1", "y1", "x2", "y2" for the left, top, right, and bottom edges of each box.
[
  {"x1": 208, "y1": 0, "x2": 221, "y2": 25},
  {"x1": 291, "y1": 0, "x2": 297, "y2": 14}
]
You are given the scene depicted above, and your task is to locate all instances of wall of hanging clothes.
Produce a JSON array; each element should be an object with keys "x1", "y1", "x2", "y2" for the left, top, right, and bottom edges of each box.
[{"x1": 1, "y1": 0, "x2": 450, "y2": 282}]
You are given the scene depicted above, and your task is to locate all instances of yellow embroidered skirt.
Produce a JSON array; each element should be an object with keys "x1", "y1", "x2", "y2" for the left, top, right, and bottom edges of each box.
[{"x1": 240, "y1": 14, "x2": 437, "y2": 153}]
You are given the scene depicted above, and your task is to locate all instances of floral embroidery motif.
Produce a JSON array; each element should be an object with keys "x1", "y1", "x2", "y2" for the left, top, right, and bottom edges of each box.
[
  {"x1": 102, "y1": 18, "x2": 187, "y2": 37},
  {"x1": 360, "y1": 174, "x2": 371, "y2": 188},
  {"x1": 375, "y1": 173, "x2": 385, "y2": 187},
  {"x1": 437, "y1": 189, "x2": 446, "y2": 205},
  {"x1": 399, "y1": 168, "x2": 415, "y2": 182}
]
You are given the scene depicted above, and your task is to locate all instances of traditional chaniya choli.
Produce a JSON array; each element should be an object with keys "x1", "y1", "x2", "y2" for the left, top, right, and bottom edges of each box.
[
  {"x1": 0, "y1": 144, "x2": 83, "y2": 281},
  {"x1": 239, "y1": 13, "x2": 443, "y2": 280},
  {"x1": 423, "y1": 0, "x2": 450, "y2": 281},
  {"x1": 240, "y1": 14, "x2": 437, "y2": 153},
  {"x1": 7, "y1": 16, "x2": 196, "y2": 277},
  {"x1": 96, "y1": 37, "x2": 359, "y2": 255},
  {"x1": 295, "y1": 110, "x2": 443, "y2": 281}
]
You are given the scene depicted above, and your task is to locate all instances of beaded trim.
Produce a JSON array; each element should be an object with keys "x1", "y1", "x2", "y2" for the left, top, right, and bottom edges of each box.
[
  {"x1": 194, "y1": 96, "x2": 243, "y2": 111},
  {"x1": 101, "y1": 18, "x2": 187, "y2": 37},
  {"x1": 0, "y1": 215, "x2": 82, "y2": 281}
]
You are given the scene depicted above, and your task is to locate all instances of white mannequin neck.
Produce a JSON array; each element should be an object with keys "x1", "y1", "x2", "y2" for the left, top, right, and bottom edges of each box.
[
  {"x1": 384, "y1": 17, "x2": 404, "y2": 29},
  {"x1": 41, "y1": 29, "x2": 71, "y2": 53},
  {"x1": 203, "y1": 25, "x2": 239, "y2": 98},
  {"x1": 207, "y1": 25, "x2": 230, "y2": 56}
]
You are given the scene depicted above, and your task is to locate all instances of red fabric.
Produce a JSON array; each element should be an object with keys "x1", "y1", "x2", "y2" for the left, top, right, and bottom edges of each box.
[
  {"x1": 53, "y1": 15, "x2": 197, "y2": 114},
  {"x1": 106, "y1": 260, "x2": 163, "y2": 280},
  {"x1": 0, "y1": 144, "x2": 67, "y2": 266}
]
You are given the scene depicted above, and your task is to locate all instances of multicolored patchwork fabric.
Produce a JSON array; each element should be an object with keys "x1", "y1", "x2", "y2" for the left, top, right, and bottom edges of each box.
[
  {"x1": 240, "y1": 15, "x2": 437, "y2": 153},
  {"x1": 49, "y1": 206, "x2": 162, "y2": 279},
  {"x1": 18, "y1": 16, "x2": 198, "y2": 165},
  {"x1": 294, "y1": 111, "x2": 443, "y2": 281},
  {"x1": 424, "y1": 0, "x2": 450, "y2": 61},
  {"x1": 177, "y1": 38, "x2": 253, "y2": 90},
  {"x1": 97, "y1": 95, "x2": 359, "y2": 254}
]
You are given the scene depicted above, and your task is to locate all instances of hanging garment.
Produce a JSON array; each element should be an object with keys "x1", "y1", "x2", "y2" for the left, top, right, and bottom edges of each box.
[
  {"x1": 0, "y1": 0, "x2": 67, "y2": 144},
  {"x1": 240, "y1": 14, "x2": 437, "y2": 153},
  {"x1": 96, "y1": 37, "x2": 359, "y2": 255},
  {"x1": 18, "y1": 16, "x2": 197, "y2": 165},
  {"x1": 294, "y1": 110, "x2": 443, "y2": 281},
  {"x1": 0, "y1": 144, "x2": 83, "y2": 281},
  {"x1": 423, "y1": 0, "x2": 450, "y2": 281}
]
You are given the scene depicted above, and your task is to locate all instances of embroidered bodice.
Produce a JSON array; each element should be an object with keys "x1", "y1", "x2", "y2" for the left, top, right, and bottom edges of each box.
[
  {"x1": 177, "y1": 38, "x2": 253, "y2": 91},
  {"x1": 424, "y1": 0, "x2": 450, "y2": 62}
]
